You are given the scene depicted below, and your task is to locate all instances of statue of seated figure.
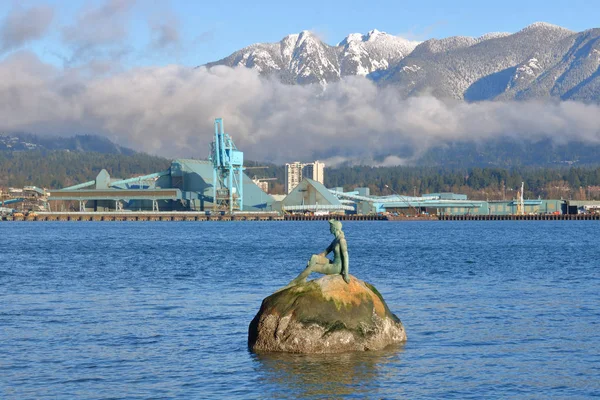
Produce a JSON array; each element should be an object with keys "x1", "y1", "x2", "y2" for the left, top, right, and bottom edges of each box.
[{"x1": 288, "y1": 219, "x2": 350, "y2": 286}]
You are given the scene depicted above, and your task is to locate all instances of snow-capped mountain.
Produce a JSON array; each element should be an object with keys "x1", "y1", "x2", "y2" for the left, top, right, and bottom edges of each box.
[
  {"x1": 337, "y1": 29, "x2": 419, "y2": 77},
  {"x1": 384, "y1": 22, "x2": 577, "y2": 100},
  {"x1": 513, "y1": 28, "x2": 600, "y2": 102},
  {"x1": 205, "y1": 30, "x2": 420, "y2": 85},
  {"x1": 205, "y1": 23, "x2": 600, "y2": 102}
]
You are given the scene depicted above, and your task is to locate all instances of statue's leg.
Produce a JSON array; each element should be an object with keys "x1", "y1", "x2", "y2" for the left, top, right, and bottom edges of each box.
[
  {"x1": 288, "y1": 255, "x2": 341, "y2": 286},
  {"x1": 287, "y1": 255, "x2": 327, "y2": 286},
  {"x1": 309, "y1": 258, "x2": 342, "y2": 275}
]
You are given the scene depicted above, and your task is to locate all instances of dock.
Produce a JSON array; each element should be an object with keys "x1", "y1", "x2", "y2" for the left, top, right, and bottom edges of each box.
[
  {"x1": 1, "y1": 212, "x2": 390, "y2": 222},
  {"x1": 439, "y1": 214, "x2": 600, "y2": 221},
  {"x1": 284, "y1": 214, "x2": 388, "y2": 221},
  {"x1": 2, "y1": 212, "x2": 284, "y2": 222}
]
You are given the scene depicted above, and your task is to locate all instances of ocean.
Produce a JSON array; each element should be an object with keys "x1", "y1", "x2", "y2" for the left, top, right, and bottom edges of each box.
[{"x1": 1, "y1": 221, "x2": 599, "y2": 399}]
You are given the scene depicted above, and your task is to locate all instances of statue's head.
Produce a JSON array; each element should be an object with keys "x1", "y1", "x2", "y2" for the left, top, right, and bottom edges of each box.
[{"x1": 328, "y1": 219, "x2": 342, "y2": 234}]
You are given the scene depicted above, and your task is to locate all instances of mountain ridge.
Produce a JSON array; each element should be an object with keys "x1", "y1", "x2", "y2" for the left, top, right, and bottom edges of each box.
[
  {"x1": 205, "y1": 23, "x2": 600, "y2": 102},
  {"x1": 206, "y1": 29, "x2": 421, "y2": 85}
]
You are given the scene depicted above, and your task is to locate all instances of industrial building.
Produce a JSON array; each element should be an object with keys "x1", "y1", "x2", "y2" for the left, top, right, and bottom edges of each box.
[
  {"x1": 328, "y1": 187, "x2": 570, "y2": 216},
  {"x1": 48, "y1": 119, "x2": 276, "y2": 213},
  {"x1": 282, "y1": 182, "x2": 599, "y2": 217},
  {"x1": 279, "y1": 178, "x2": 353, "y2": 214},
  {"x1": 329, "y1": 189, "x2": 481, "y2": 216},
  {"x1": 1, "y1": 186, "x2": 48, "y2": 213}
]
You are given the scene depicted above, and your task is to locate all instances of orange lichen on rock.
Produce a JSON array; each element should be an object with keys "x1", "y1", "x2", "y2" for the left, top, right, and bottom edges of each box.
[{"x1": 317, "y1": 276, "x2": 386, "y2": 317}]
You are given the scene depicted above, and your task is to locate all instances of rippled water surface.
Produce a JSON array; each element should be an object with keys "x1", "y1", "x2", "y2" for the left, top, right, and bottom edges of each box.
[{"x1": 1, "y1": 221, "x2": 599, "y2": 399}]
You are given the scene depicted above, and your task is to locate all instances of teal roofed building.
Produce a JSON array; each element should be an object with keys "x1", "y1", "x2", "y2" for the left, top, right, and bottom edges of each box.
[
  {"x1": 164, "y1": 159, "x2": 275, "y2": 211},
  {"x1": 47, "y1": 118, "x2": 276, "y2": 213},
  {"x1": 281, "y1": 178, "x2": 354, "y2": 213},
  {"x1": 328, "y1": 189, "x2": 568, "y2": 217},
  {"x1": 49, "y1": 158, "x2": 276, "y2": 212}
]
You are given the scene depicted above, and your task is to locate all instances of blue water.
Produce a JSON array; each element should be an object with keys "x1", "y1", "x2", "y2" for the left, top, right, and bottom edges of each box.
[{"x1": 1, "y1": 221, "x2": 599, "y2": 399}]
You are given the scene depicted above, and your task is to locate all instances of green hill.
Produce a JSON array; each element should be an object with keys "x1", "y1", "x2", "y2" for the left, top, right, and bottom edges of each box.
[{"x1": 0, "y1": 150, "x2": 170, "y2": 189}]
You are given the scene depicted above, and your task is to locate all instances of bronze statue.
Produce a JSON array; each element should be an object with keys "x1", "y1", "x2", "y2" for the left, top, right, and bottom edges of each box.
[{"x1": 288, "y1": 219, "x2": 350, "y2": 286}]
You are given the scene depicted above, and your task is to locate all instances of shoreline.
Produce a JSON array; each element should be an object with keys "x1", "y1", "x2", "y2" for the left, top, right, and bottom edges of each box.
[{"x1": 1, "y1": 213, "x2": 598, "y2": 222}]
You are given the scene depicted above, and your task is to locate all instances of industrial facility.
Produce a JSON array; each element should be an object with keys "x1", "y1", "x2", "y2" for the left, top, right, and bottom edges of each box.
[
  {"x1": 0, "y1": 186, "x2": 48, "y2": 215},
  {"x1": 1, "y1": 118, "x2": 599, "y2": 221},
  {"x1": 47, "y1": 118, "x2": 275, "y2": 213},
  {"x1": 277, "y1": 182, "x2": 599, "y2": 217}
]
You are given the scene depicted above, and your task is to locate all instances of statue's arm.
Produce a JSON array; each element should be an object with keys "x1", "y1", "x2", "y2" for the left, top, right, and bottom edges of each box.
[
  {"x1": 340, "y1": 238, "x2": 350, "y2": 283},
  {"x1": 319, "y1": 239, "x2": 335, "y2": 256}
]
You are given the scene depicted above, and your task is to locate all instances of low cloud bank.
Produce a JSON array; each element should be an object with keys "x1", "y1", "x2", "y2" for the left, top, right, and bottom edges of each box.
[{"x1": 1, "y1": 52, "x2": 600, "y2": 165}]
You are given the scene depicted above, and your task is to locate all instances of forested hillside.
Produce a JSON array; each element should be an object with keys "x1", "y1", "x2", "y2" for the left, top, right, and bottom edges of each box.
[
  {"x1": 324, "y1": 166, "x2": 600, "y2": 200},
  {"x1": 0, "y1": 150, "x2": 171, "y2": 188},
  {"x1": 415, "y1": 139, "x2": 600, "y2": 168},
  {"x1": 0, "y1": 134, "x2": 135, "y2": 154}
]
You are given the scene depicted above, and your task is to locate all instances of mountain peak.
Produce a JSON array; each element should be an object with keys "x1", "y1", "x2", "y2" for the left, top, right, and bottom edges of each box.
[
  {"x1": 413, "y1": 35, "x2": 478, "y2": 54},
  {"x1": 338, "y1": 30, "x2": 420, "y2": 47},
  {"x1": 366, "y1": 29, "x2": 382, "y2": 39},
  {"x1": 339, "y1": 33, "x2": 363, "y2": 45},
  {"x1": 295, "y1": 30, "x2": 323, "y2": 49},
  {"x1": 477, "y1": 32, "x2": 511, "y2": 42},
  {"x1": 339, "y1": 29, "x2": 386, "y2": 45},
  {"x1": 521, "y1": 22, "x2": 571, "y2": 33},
  {"x1": 282, "y1": 33, "x2": 299, "y2": 42}
]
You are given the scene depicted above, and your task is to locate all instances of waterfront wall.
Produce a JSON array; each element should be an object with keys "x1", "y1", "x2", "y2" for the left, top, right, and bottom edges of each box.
[
  {"x1": 2, "y1": 212, "x2": 598, "y2": 222},
  {"x1": 439, "y1": 214, "x2": 600, "y2": 221}
]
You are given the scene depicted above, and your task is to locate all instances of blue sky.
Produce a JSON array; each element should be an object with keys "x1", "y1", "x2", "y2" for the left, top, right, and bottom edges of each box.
[{"x1": 0, "y1": 0, "x2": 597, "y2": 69}]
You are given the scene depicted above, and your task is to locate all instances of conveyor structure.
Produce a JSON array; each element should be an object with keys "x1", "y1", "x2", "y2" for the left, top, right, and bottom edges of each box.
[
  {"x1": 0, "y1": 198, "x2": 24, "y2": 206},
  {"x1": 329, "y1": 189, "x2": 486, "y2": 215}
]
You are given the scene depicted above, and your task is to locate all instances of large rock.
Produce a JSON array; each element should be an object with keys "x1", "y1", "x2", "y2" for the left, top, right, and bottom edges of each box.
[{"x1": 248, "y1": 275, "x2": 406, "y2": 353}]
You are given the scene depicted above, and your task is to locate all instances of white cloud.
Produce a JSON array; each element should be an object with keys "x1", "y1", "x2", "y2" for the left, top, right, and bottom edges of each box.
[
  {"x1": 0, "y1": 5, "x2": 54, "y2": 53},
  {"x1": 60, "y1": 0, "x2": 135, "y2": 65},
  {"x1": 0, "y1": 54, "x2": 599, "y2": 165}
]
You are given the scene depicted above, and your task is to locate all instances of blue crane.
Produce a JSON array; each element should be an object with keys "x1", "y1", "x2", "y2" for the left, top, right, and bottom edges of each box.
[{"x1": 210, "y1": 118, "x2": 244, "y2": 213}]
